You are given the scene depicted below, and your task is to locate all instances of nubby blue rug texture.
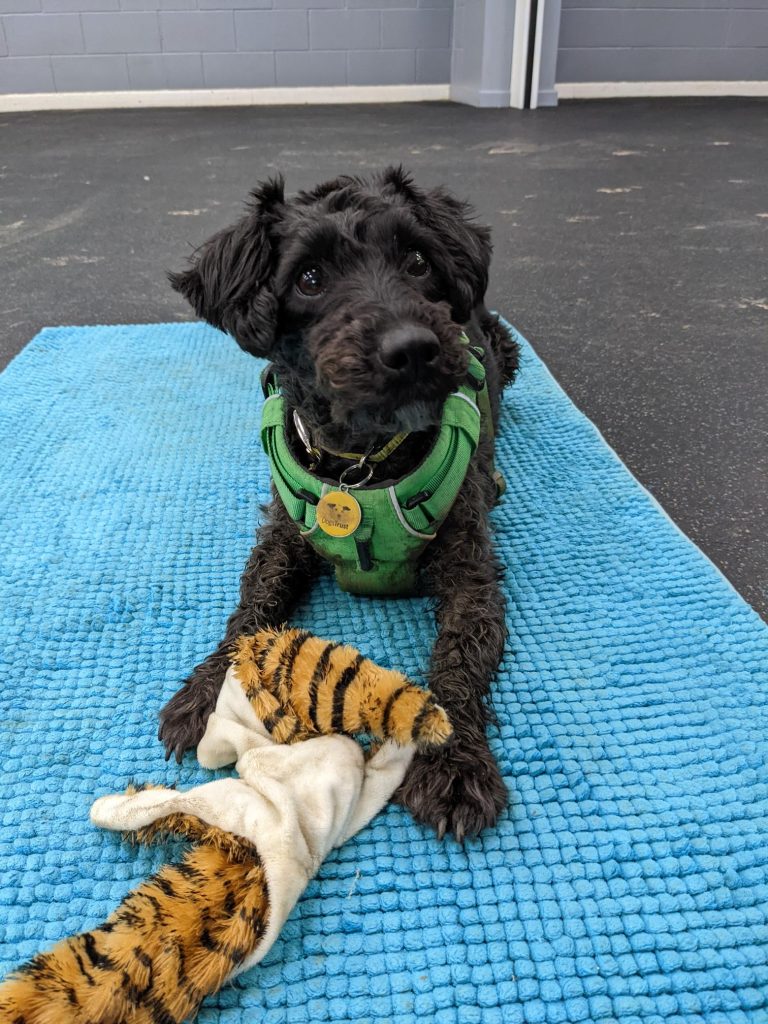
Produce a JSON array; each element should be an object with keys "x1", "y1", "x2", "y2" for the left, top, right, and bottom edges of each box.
[{"x1": 1, "y1": 322, "x2": 767, "y2": 1024}]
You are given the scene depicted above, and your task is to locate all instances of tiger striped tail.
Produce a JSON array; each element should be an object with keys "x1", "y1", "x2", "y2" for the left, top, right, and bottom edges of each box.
[
  {"x1": 232, "y1": 628, "x2": 453, "y2": 750},
  {"x1": 0, "y1": 816, "x2": 269, "y2": 1024}
]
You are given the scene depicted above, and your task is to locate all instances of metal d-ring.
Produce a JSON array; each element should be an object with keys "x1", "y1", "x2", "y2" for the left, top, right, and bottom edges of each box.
[{"x1": 339, "y1": 457, "x2": 374, "y2": 490}]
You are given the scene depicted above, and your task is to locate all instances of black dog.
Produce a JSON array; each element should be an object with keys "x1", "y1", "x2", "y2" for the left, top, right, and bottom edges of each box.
[{"x1": 159, "y1": 167, "x2": 519, "y2": 840}]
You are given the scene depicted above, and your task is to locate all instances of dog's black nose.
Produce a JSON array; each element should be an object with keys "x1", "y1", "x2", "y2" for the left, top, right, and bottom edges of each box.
[{"x1": 379, "y1": 326, "x2": 440, "y2": 373}]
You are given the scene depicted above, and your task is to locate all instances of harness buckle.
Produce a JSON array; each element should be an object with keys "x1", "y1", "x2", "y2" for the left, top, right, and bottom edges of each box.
[{"x1": 403, "y1": 490, "x2": 430, "y2": 511}]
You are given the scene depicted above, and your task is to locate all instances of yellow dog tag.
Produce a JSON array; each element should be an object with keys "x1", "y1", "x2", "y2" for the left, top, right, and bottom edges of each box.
[{"x1": 316, "y1": 490, "x2": 362, "y2": 537}]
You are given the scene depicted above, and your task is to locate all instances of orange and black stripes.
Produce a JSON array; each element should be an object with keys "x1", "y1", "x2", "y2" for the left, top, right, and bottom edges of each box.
[
  {"x1": 271, "y1": 628, "x2": 313, "y2": 703},
  {"x1": 0, "y1": 814, "x2": 269, "y2": 1024},
  {"x1": 381, "y1": 684, "x2": 411, "y2": 736},
  {"x1": 231, "y1": 628, "x2": 453, "y2": 751},
  {"x1": 306, "y1": 640, "x2": 341, "y2": 731},
  {"x1": 331, "y1": 653, "x2": 365, "y2": 732}
]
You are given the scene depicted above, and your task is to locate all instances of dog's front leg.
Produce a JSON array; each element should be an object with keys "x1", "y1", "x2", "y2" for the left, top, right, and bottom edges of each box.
[
  {"x1": 396, "y1": 467, "x2": 508, "y2": 841},
  {"x1": 158, "y1": 495, "x2": 318, "y2": 762}
]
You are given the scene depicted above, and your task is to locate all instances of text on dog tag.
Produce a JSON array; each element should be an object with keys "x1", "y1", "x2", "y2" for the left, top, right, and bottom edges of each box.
[{"x1": 316, "y1": 490, "x2": 362, "y2": 537}]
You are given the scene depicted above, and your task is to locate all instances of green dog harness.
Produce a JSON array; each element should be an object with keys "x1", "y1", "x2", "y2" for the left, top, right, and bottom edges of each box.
[{"x1": 261, "y1": 346, "x2": 494, "y2": 598}]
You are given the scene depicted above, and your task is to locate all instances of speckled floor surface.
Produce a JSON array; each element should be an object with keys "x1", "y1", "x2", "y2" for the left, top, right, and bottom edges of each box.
[{"x1": 0, "y1": 98, "x2": 766, "y2": 617}]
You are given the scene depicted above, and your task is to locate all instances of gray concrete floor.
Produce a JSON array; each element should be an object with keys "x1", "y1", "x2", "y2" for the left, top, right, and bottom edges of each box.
[{"x1": 1, "y1": 99, "x2": 766, "y2": 619}]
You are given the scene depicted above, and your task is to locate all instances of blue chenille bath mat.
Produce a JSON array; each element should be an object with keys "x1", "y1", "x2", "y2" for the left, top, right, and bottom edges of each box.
[{"x1": 1, "y1": 321, "x2": 767, "y2": 1024}]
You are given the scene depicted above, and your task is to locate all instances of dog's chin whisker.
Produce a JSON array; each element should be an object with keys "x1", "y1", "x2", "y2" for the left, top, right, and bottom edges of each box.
[
  {"x1": 332, "y1": 399, "x2": 445, "y2": 438},
  {"x1": 389, "y1": 400, "x2": 443, "y2": 433}
]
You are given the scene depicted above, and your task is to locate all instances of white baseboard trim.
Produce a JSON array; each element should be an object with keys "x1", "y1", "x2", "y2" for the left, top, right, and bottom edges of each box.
[
  {"x1": 558, "y1": 80, "x2": 768, "y2": 100},
  {"x1": 0, "y1": 83, "x2": 451, "y2": 113}
]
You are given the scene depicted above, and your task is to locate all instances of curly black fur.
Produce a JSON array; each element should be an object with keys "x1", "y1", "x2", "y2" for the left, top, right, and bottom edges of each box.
[{"x1": 160, "y1": 167, "x2": 520, "y2": 840}]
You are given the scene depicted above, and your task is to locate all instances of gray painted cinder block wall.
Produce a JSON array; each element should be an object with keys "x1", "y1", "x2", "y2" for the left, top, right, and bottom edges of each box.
[
  {"x1": 0, "y1": 0, "x2": 454, "y2": 94},
  {"x1": 557, "y1": 0, "x2": 768, "y2": 83}
]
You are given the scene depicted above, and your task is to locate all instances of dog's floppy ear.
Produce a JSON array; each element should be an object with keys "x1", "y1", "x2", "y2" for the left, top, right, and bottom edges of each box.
[
  {"x1": 168, "y1": 177, "x2": 285, "y2": 357},
  {"x1": 380, "y1": 166, "x2": 491, "y2": 323}
]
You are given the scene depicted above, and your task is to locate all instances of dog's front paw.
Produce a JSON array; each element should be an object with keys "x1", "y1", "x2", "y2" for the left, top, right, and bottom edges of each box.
[
  {"x1": 394, "y1": 740, "x2": 507, "y2": 842},
  {"x1": 157, "y1": 683, "x2": 216, "y2": 764}
]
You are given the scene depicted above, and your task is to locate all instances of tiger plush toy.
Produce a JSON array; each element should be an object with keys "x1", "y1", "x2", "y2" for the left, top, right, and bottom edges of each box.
[{"x1": 0, "y1": 628, "x2": 453, "y2": 1024}]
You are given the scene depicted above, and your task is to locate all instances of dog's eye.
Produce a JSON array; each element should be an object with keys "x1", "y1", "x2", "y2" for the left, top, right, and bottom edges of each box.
[
  {"x1": 297, "y1": 266, "x2": 325, "y2": 297},
  {"x1": 404, "y1": 250, "x2": 430, "y2": 278}
]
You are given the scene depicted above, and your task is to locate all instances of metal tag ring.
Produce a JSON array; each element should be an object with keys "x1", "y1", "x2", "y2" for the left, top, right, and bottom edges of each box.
[{"x1": 339, "y1": 462, "x2": 374, "y2": 489}]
